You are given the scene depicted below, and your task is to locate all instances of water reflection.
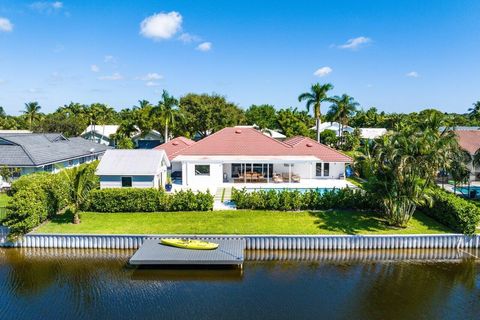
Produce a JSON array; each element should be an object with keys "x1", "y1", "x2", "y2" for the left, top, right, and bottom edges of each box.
[{"x1": 0, "y1": 248, "x2": 479, "y2": 320}]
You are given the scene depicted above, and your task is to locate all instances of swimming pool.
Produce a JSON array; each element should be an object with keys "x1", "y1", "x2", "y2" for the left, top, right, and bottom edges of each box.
[
  {"x1": 245, "y1": 187, "x2": 336, "y2": 194},
  {"x1": 456, "y1": 186, "x2": 480, "y2": 198}
]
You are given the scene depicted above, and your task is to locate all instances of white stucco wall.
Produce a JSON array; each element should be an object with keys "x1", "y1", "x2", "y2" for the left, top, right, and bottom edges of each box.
[
  {"x1": 182, "y1": 162, "x2": 223, "y2": 187},
  {"x1": 99, "y1": 175, "x2": 158, "y2": 189}
]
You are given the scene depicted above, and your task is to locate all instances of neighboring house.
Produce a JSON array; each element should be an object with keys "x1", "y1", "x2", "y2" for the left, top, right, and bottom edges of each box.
[
  {"x1": 359, "y1": 128, "x2": 387, "y2": 140},
  {"x1": 96, "y1": 149, "x2": 170, "y2": 189},
  {"x1": 455, "y1": 130, "x2": 480, "y2": 181},
  {"x1": 311, "y1": 122, "x2": 387, "y2": 140},
  {"x1": 0, "y1": 130, "x2": 32, "y2": 134},
  {"x1": 0, "y1": 133, "x2": 110, "y2": 185},
  {"x1": 81, "y1": 125, "x2": 121, "y2": 146},
  {"x1": 235, "y1": 125, "x2": 286, "y2": 140},
  {"x1": 156, "y1": 127, "x2": 351, "y2": 188},
  {"x1": 132, "y1": 130, "x2": 164, "y2": 149},
  {"x1": 81, "y1": 125, "x2": 164, "y2": 149}
]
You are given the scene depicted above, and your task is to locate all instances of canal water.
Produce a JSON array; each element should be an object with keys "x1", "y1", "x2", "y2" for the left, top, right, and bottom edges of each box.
[{"x1": 0, "y1": 248, "x2": 479, "y2": 320}]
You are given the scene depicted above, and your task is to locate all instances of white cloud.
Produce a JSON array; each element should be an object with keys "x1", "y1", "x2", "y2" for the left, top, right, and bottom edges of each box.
[
  {"x1": 179, "y1": 32, "x2": 200, "y2": 43},
  {"x1": 98, "y1": 72, "x2": 123, "y2": 81},
  {"x1": 313, "y1": 66, "x2": 332, "y2": 77},
  {"x1": 104, "y1": 55, "x2": 116, "y2": 63},
  {"x1": 138, "y1": 72, "x2": 163, "y2": 81},
  {"x1": 196, "y1": 42, "x2": 212, "y2": 51},
  {"x1": 145, "y1": 81, "x2": 160, "y2": 87},
  {"x1": 338, "y1": 36, "x2": 372, "y2": 50},
  {"x1": 91, "y1": 64, "x2": 100, "y2": 72},
  {"x1": 0, "y1": 18, "x2": 13, "y2": 32},
  {"x1": 29, "y1": 2, "x2": 63, "y2": 13},
  {"x1": 140, "y1": 12, "x2": 182, "y2": 40},
  {"x1": 406, "y1": 71, "x2": 419, "y2": 78}
]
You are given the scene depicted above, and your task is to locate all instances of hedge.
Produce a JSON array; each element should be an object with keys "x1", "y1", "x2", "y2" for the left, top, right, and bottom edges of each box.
[
  {"x1": 3, "y1": 162, "x2": 98, "y2": 239},
  {"x1": 85, "y1": 188, "x2": 214, "y2": 212},
  {"x1": 4, "y1": 172, "x2": 70, "y2": 239},
  {"x1": 232, "y1": 187, "x2": 379, "y2": 211},
  {"x1": 419, "y1": 188, "x2": 480, "y2": 235}
]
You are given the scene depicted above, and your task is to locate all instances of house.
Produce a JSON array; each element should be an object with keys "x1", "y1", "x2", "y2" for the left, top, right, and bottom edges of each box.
[
  {"x1": 131, "y1": 130, "x2": 164, "y2": 149},
  {"x1": 234, "y1": 125, "x2": 286, "y2": 140},
  {"x1": 454, "y1": 130, "x2": 480, "y2": 180},
  {"x1": 81, "y1": 125, "x2": 164, "y2": 148},
  {"x1": 96, "y1": 149, "x2": 170, "y2": 189},
  {"x1": 311, "y1": 122, "x2": 387, "y2": 139},
  {"x1": 81, "y1": 125, "x2": 121, "y2": 146},
  {"x1": 156, "y1": 127, "x2": 352, "y2": 189},
  {"x1": 0, "y1": 133, "x2": 110, "y2": 185}
]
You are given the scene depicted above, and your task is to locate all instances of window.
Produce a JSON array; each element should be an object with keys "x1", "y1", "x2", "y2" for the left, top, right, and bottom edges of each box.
[
  {"x1": 316, "y1": 163, "x2": 322, "y2": 176},
  {"x1": 68, "y1": 160, "x2": 74, "y2": 166},
  {"x1": 121, "y1": 177, "x2": 132, "y2": 187},
  {"x1": 79, "y1": 157, "x2": 86, "y2": 164},
  {"x1": 323, "y1": 163, "x2": 330, "y2": 176},
  {"x1": 44, "y1": 164, "x2": 53, "y2": 172},
  {"x1": 195, "y1": 165, "x2": 210, "y2": 176}
]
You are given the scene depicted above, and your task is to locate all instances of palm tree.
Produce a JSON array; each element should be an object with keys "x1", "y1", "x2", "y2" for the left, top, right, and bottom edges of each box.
[
  {"x1": 468, "y1": 101, "x2": 480, "y2": 120},
  {"x1": 150, "y1": 90, "x2": 179, "y2": 142},
  {"x1": 327, "y1": 94, "x2": 359, "y2": 145},
  {"x1": 62, "y1": 165, "x2": 97, "y2": 224},
  {"x1": 298, "y1": 83, "x2": 334, "y2": 142},
  {"x1": 22, "y1": 102, "x2": 42, "y2": 130}
]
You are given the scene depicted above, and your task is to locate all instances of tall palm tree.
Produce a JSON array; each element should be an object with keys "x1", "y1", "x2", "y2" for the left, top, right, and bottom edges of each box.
[
  {"x1": 150, "y1": 90, "x2": 179, "y2": 142},
  {"x1": 22, "y1": 102, "x2": 42, "y2": 130},
  {"x1": 327, "y1": 94, "x2": 359, "y2": 144},
  {"x1": 468, "y1": 101, "x2": 480, "y2": 120},
  {"x1": 298, "y1": 83, "x2": 334, "y2": 142}
]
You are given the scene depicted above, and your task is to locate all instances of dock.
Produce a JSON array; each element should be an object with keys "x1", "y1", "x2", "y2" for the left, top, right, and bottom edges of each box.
[{"x1": 129, "y1": 238, "x2": 245, "y2": 267}]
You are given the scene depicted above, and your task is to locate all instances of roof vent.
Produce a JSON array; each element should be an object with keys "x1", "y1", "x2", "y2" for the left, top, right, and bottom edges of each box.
[
  {"x1": 306, "y1": 143, "x2": 313, "y2": 147},
  {"x1": 235, "y1": 129, "x2": 242, "y2": 134},
  {"x1": 172, "y1": 141, "x2": 179, "y2": 146}
]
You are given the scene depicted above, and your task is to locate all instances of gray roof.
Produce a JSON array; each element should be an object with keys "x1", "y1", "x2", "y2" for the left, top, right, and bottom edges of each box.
[
  {"x1": 96, "y1": 149, "x2": 170, "y2": 176},
  {"x1": 0, "y1": 133, "x2": 111, "y2": 167}
]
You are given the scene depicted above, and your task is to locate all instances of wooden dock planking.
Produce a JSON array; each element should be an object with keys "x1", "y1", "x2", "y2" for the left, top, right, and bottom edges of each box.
[{"x1": 129, "y1": 238, "x2": 245, "y2": 266}]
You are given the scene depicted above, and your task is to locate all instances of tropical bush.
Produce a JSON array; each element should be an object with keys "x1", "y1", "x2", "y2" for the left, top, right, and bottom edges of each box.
[
  {"x1": 232, "y1": 187, "x2": 378, "y2": 211},
  {"x1": 3, "y1": 162, "x2": 98, "y2": 239},
  {"x1": 85, "y1": 188, "x2": 214, "y2": 212},
  {"x1": 419, "y1": 189, "x2": 480, "y2": 235}
]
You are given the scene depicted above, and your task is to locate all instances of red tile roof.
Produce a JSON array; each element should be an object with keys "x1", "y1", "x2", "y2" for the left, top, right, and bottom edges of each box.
[
  {"x1": 172, "y1": 127, "x2": 351, "y2": 162},
  {"x1": 455, "y1": 130, "x2": 480, "y2": 154},
  {"x1": 155, "y1": 136, "x2": 195, "y2": 160}
]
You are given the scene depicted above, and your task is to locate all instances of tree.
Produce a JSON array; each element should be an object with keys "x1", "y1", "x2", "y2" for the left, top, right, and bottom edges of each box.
[
  {"x1": 468, "y1": 101, "x2": 480, "y2": 121},
  {"x1": 150, "y1": 90, "x2": 179, "y2": 142},
  {"x1": 245, "y1": 104, "x2": 278, "y2": 130},
  {"x1": 326, "y1": 94, "x2": 359, "y2": 145},
  {"x1": 0, "y1": 166, "x2": 20, "y2": 184},
  {"x1": 179, "y1": 93, "x2": 245, "y2": 138},
  {"x1": 62, "y1": 164, "x2": 98, "y2": 224},
  {"x1": 359, "y1": 111, "x2": 458, "y2": 226},
  {"x1": 276, "y1": 108, "x2": 313, "y2": 137},
  {"x1": 23, "y1": 102, "x2": 42, "y2": 131},
  {"x1": 0, "y1": 106, "x2": 6, "y2": 117},
  {"x1": 298, "y1": 83, "x2": 334, "y2": 142}
]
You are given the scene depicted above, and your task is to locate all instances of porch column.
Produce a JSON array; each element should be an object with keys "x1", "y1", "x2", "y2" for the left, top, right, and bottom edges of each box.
[
  {"x1": 289, "y1": 164, "x2": 292, "y2": 183},
  {"x1": 267, "y1": 164, "x2": 270, "y2": 183}
]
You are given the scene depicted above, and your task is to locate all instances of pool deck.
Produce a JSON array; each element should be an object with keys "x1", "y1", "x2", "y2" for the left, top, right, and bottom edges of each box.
[{"x1": 129, "y1": 238, "x2": 245, "y2": 267}]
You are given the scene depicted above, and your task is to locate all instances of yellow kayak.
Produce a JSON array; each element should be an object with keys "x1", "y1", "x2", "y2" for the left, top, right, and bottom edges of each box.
[{"x1": 160, "y1": 238, "x2": 219, "y2": 250}]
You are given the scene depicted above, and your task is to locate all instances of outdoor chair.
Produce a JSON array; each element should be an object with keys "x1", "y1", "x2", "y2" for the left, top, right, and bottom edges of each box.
[{"x1": 291, "y1": 174, "x2": 301, "y2": 183}]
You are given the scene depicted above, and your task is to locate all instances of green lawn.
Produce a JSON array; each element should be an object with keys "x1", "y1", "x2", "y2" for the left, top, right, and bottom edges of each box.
[
  {"x1": 35, "y1": 210, "x2": 452, "y2": 235},
  {"x1": 0, "y1": 193, "x2": 10, "y2": 207}
]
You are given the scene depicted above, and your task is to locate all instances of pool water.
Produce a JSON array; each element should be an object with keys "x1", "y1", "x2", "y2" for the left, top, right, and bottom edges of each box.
[
  {"x1": 245, "y1": 187, "x2": 335, "y2": 194},
  {"x1": 456, "y1": 186, "x2": 480, "y2": 198},
  {"x1": 0, "y1": 248, "x2": 479, "y2": 319}
]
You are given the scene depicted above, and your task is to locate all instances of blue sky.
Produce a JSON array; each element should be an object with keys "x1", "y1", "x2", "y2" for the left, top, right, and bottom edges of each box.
[{"x1": 0, "y1": 0, "x2": 479, "y2": 115}]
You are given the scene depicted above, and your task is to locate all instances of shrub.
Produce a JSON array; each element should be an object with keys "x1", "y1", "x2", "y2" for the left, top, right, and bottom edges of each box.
[
  {"x1": 85, "y1": 188, "x2": 214, "y2": 212},
  {"x1": 3, "y1": 162, "x2": 97, "y2": 238},
  {"x1": 232, "y1": 187, "x2": 378, "y2": 211},
  {"x1": 419, "y1": 188, "x2": 480, "y2": 235}
]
